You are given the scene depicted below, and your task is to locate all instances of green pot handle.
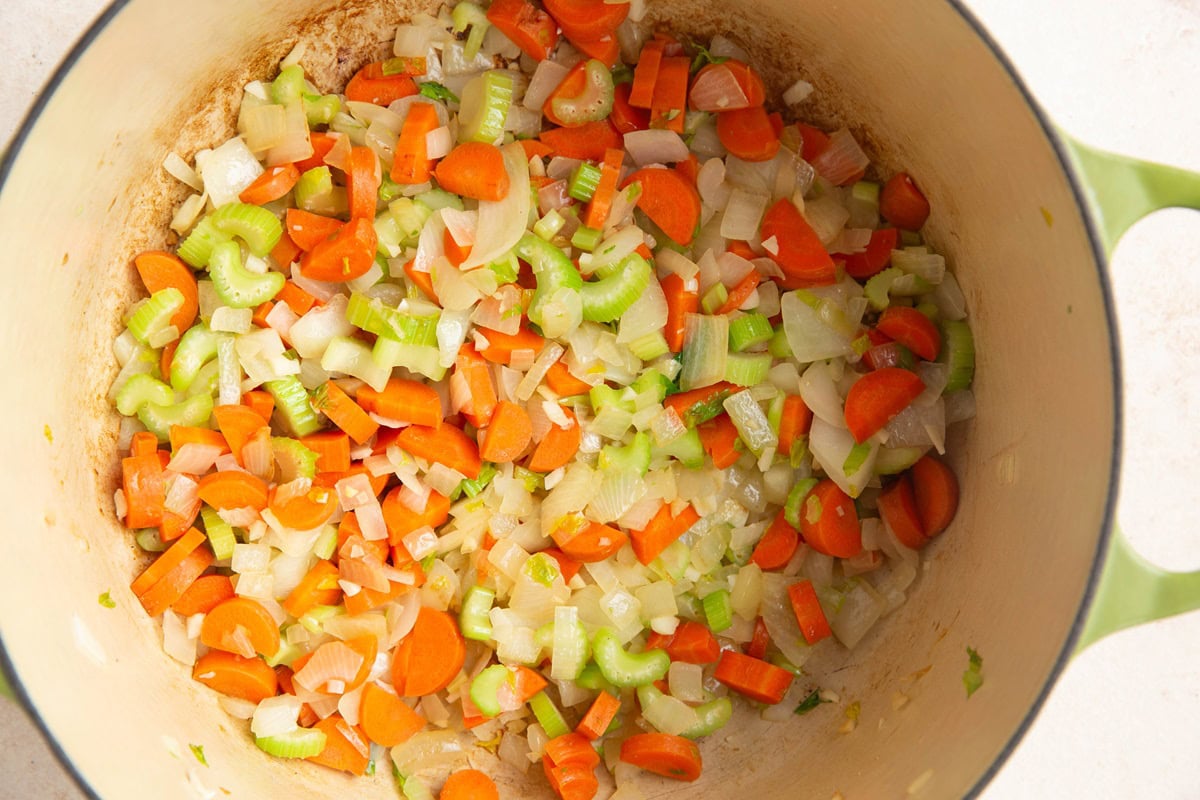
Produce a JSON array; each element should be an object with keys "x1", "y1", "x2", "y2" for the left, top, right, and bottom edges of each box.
[{"x1": 1063, "y1": 135, "x2": 1200, "y2": 651}]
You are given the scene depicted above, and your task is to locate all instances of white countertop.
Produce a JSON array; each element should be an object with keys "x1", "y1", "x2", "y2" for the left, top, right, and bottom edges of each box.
[{"x1": 2, "y1": 1, "x2": 1198, "y2": 797}]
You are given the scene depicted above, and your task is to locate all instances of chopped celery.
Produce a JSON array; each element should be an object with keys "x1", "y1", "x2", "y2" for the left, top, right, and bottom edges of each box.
[
  {"x1": 470, "y1": 664, "x2": 509, "y2": 718},
  {"x1": 783, "y1": 478, "x2": 819, "y2": 529},
  {"x1": 652, "y1": 427, "x2": 705, "y2": 469},
  {"x1": 271, "y1": 437, "x2": 319, "y2": 482},
  {"x1": 255, "y1": 729, "x2": 327, "y2": 759},
  {"x1": 875, "y1": 446, "x2": 927, "y2": 475},
  {"x1": 681, "y1": 696, "x2": 733, "y2": 739},
  {"x1": 533, "y1": 209, "x2": 566, "y2": 241},
  {"x1": 389, "y1": 197, "x2": 433, "y2": 242},
  {"x1": 568, "y1": 162, "x2": 603, "y2": 202},
  {"x1": 186, "y1": 359, "x2": 220, "y2": 399},
  {"x1": 580, "y1": 253, "x2": 652, "y2": 323},
  {"x1": 724, "y1": 352, "x2": 772, "y2": 387},
  {"x1": 600, "y1": 432, "x2": 651, "y2": 476},
  {"x1": 571, "y1": 225, "x2": 603, "y2": 252},
  {"x1": 680, "y1": 313, "x2": 728, "y2": 391},
  {"x1": 458, "y1": 464, "x2": 497, "y2": 498},
  {"x1": 346, "y1": 292, "x2": 439, "y2": 345},
  {"x1": 322, "y1": 336, "x2": 390, "y2": 391},
  {"x1": 768, "y1": 325, "x2": 793, "y2": 358},
  {"x1": 178, "y1": 216, "x2": 230, "y2": 269},
  {"x1": 515, "y1": 233, "x2": 583, "y2": 331},
  {"x1": 728, "y1": 313, "x2": 773, "y2": 352},
  {"x1": 271, "y1": 64, "x2": 306, "y2": 105},
  {"x1": 550, "y1": 606, "x2": 590, "y2": 680},
  {"x1": 514, "y1": 466, "x2": 544, "y2": 492},
  {"x1": 486, "y1": 251, "x2": 520, "y2": 285},
  {"x1": 460, "y1": 585, "x2": 495, "y2": 641},
  {"x1": 135, "y1": 529, "x2": 167, "y2": 552},
  {"x1": 200, "y1": 505, "x2": 237, "y2": 561},
  {"x1": 266, "y1": 376, "x2": 322, "y2": 437},
  {"x1": 451, "y1": 2, "x2": 491, "y2": 60},
  {"x1": 208, "y1": 241, "x2": 285, "y2": 309},
  {"x1": 138, "y1": 394, "x2": 214, "y2": 442},
  {"x1": 313, "y1": 526, "x2": 338, "y2": 560},
  {"x1": 457, "y1": 71, "x2": 513, "y2": 144},
  {"x1": 633, "y1": 369, "x2": 672, "y2": 403},
  {"x1": 115, "y1": 373, "x2": 174, "y2": 416},
  {"x1": 592, "y1": 628, "x2": 669, "y2": 688},
  {"x1": 170, "y1": 324, "x2": 221, "y2": 392},
  {"x1": 700, "y1": 282, "x2": 728, "y2": 315},
  {"x1": 529, "y1": 691, "x2": 571, "y2": 739},
  {"x1": 303, "y1": 93, "x2": 341, "y2": 127},
  {"x1": 414, "y1": 189, "x2": 463, "y2": 212},
  {"x1": 127, "y1": 288, "x2": 184, "y2": 344},
  {"x1": 940, "y1": 319, "x2": 976, "y2": 392},
  {"x1": 418, "y1": 82, "x2": 459, "y2": 104},
  {"x1": 864, "y1": 267, "x2": 901, "y2": 311},
  {"x1": 372, "y1": 338, "x2": 446, "y2": 381},
  {"x1": 702, "y1": 588, "x2": 733, "y2": 632},
  {"x1": 294, "y1": 166, "x2": 337, "y2": 214},
  {"x1": 575, "y1": 662, "x2": 616, "y2": 694},
  {"x1": 843, "y1": 442, "x2": 871, "y2": 476},
  {"x1": 211, "y1": 203, "x2": 283, "y2": 256},
  {"x1": 628, "y1": 331, "x2": 670, "y2": 361},
  {"x1": 590, "y1": 384, "x2": 635, "y2": 415},
  {"x1": 548, "y1": 59, "x2": 615, "y2": 126}
]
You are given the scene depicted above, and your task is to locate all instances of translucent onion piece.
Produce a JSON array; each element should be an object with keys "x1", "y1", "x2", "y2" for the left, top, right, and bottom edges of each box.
[
  {"x1": 810, "y1": 129, "x2": 870, "y2": 187},
  {"x1": 623, "y1": 130, "x2": 689, "y2": 166},
  {"x1": 462, "y1": 142, "x2": 531, "y2": 268}
]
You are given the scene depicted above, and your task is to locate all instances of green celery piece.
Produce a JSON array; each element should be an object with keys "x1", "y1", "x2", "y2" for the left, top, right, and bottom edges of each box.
[
  {"x1": 875, "y1": 446, "x2": 927, "y2": 475},
  {"x1": 186, "y1": 359, "x2": 220, "y2": 399},
  {"x1": 271, "y1": 64, "x2": 306, "y2": 105},
  {"x1": 457, "y1": 71, "x2": 513, "y2": 144},
  {"x1": 486, "y1": 251, "x2": 520, "y2": 285},
  {"x1": 450, "y1": 2, "x2": 491, "y2": 60},
  {"x1": 271, "y1": 437, "x2": 319, "y2": 482},
  {"x1": 178, "y1": 216, "x2": 230, "y2": 269},
  {"x1": 678, "y1": 386, "x2": 734, "y2": 429},
  {"x1": 303, "y1": 93, "x2": 341, "y2": 127},
  {"x1": 702, "y1": 588, "x2": 733, "y2": 632},
  {"x1": 389, "y1": 197, "x2": 432, "y2": 242},
  {"x1": 864, "y1": 267, "x2": 902, "y2": 311},
  {"x1": 255, "y1": 729, "x2": 327, "y2": 759},
  {"x1": 470, "y1": 664, "x2": 509, "y2": 718},
  {"x1": 723, "y1": 352, "x2": 772, "y2": 387},
  {"x1": 417, "y1": 82, "x2": 459, "y2": 104},
  {"x1": 295, "y1": 166, "x2": 335, "y2": 214},
  {"x1": 728, "y1": 312, "x2": 773, "y2": 353},
  {"x1": 458, "y1": 463, "x2": 498, "y2": 498},
  {"x1": 628, "y1": 331, "x2": 670, "y2": 361},
  {"x1": 533, "y1": 209, "x2": 566, "y2": 241},
  {"x1": 514, "y1": 233, "x2": 584, "y2": 330},
  {"x1": 346, "y1": 292, "x2": 439, "y2": 345},
  {"x1": 322, "y1": 336, "x2": 391, "y2": 391},
  {"x1": 783, "y1": 478, "x2": 819, "y2": 530},
  {"x1": 580, "y1": 253, "x2": 652, "y2": 323},
  {"x1": 940, "y1": 319, "x2": 976, "y2": 392},
  {"x1": 414, "y1": 188, "x2": 464, "y2": 212},
  {"x1": 591, "y1": 628, "x2": 669, "y2": 688},
  {"x1": 127, "y1": 288, "x2": 184, "y2": 344},
  {"x1": 843, "y1": 442, "x2": 872, "y2": 476},
  {"x1": 548, "y1": 59, "x2": 615, "y2": 126},
  {"x1": 135, "y1": 529, "x2": 167, "y2": 552},
  {"x1": 600, "y1": 431, "x2": 651, "y2": 476},
  {"x1": 459, "y1": 585, "x2": 495, "y2": 641},
  {"x1": 528, "y1": 691, "x2": 570, "y2": 739},
  {"x1": 681, "y1": 696, "x2": 732, "y2": 739},
  {"x1": 571, "y1": 225, "x2": 603, "y2": 252},
  {"x1": 568, "y1": 162, "x2": 603, "y2": 203},
  {"x1": 589, "y1": 384, "x2": 634, "y2": 415},
  {"x1": 170, "y1": 324, "x2": 221, "y2": 392},
  {"x1": 700, "y1": 282, "x2": 728, "y2": 315},
  {"x1": 575, "y1": 661, "x2": 616, "y2": 694},
  {"x1": 265, "y1": 376, "x2": 322, "y2": 437},
  {"x1": 200, "y1": 505, "x2": 237, "y2": 561},
  {"x1": 207, "y1": 241, "x2": 285, "y2": 309},
  {"x1": 372, "y1": 338, "x2": 446, "y2": 381},
  {"x1": 137, "y1": 394, "x2": 214, "y2": 442},
  {"x1": 768, "y1": 325, "x2": 792, "y2": 358},
  {"x1": 211, "y1": 203, "x2": 283, "y2": 256},
  {"x1": 632, "y1": 370, "x2": 672, "y2": 403},
  {"x1": 115, "y1": 373, "x2": 174, "y2": 416},
  {"x1": 652, "y1": 427, "x2": 705, "y2": 469}
]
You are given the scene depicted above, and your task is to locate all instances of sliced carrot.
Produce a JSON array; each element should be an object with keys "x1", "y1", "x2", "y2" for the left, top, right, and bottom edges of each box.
[
  {"x1": 528, "y1": 407, "x2": 582, "y2": 473},
  {"x1": 620, "y1": 733, "x2": 703, "y2": 782},
  {"x1": 843, "y1": 367, "x2": 925, "y2": 443},
  {"x1": 646, "y1": 620, "x2": 719, "y2": 665},
  {"x1": 134, "y1": 251, "x2": 198, "y2": 333},
  {"x1": 344, "y1": 577, "x2": 417, "y2": 617},
  {"x1": 880, "y1": 172, "x2": 931, "y2": 231},
  {"x1": 750, "y1": 509, "x2": 800, "y2": 570},
  {"x1": 200, "y1": 596, "x2": 281, "y2": 658},
  {"x1": 242, "y1": 390, "x2": 275, "y2": 424},
  {"x1": 550, "y1": 515, "x2": 628, "y2": 562},
  {"x1": 660, "y1": 273, "x2": 698, "y2": 354},
  {"x1": 131, "y1": 527, "x2": 206, "y2": 596},
  {"x1": 480, "y1": 400, "x2": 534, "y2": 463},
  {"x1": 270, "y1": 232, "x2": 302, "y2": 271},
  {"x1": 544, "y1": 760, "x2": 599, "y2": 800},
  {"x1": 843, "y1": 227, "x2": 899, "y2": 280},
  {"x1": 582, "y1": 147, "x2": 624, "y2": 230},
  {"x1": 357, "y1": 377, "x2": 443, "y2": 428},
  {"x1": 403, "y1": 258, "x2": 440, "y2": 302},
  {"x1": 316, "y1": 462, "x2": 389, "y2": 498},
  {"x1": 478, "y1": 326, "x2": 545, "y2": 364},
  {"x1": 776, "y1": 395, "x2": 813, "y2": 459},
  {"x1": 877, "y1": 306, "x2": 942, "y2": 361},
  {"x1": 359, "y1": 682, "x2": 426, "y2": 747},
  {"x1": 630, "y1": 502, "x2": 699, "y2": 565},
  {"x1": 306, "y1": 714, "x2": 371, "y2": 775},
  {"x1": 716, "y1": 105, "x2": 780, "y2": 162},
  {"x1": 281, "y1": 560, "x2": 342, "y2": 618},
  {"x1": 211, "y1": 405, "x2": 268, "y2": 463},
  {"x1": 238, "y1": 163, "x2": 301, "y2": 205},
  {"x1": 443, "y1": 227, "x2": 473, "y2": 267},
  {"x1": 168, "y1": 426, "x2": 229, "y2": 455},
  {"x1": 391, "y1": 101, "x2": 441, "y2": 184},
  {"x1": 122, "y1": 451, "x2": 166, "y2": 528},
  {"x1": 275, "y1": 281, "x2": 319, "y2": 316},
  {"x1": 454, "y1": 344, "x2": 498, "y2": 426},
  {"x1": 544, "y1": 360, "x2": 591, "y2": 397},
  {"x1": 794, "y1": 123, "x2": 831, "y2": 162},
  {"x1": 392, "y1": 607, "x2": 466, "y2": 696},
  {"x1": 761, "y1": 197, "x2": 837, "y2": 288},
  {"x1": 159, "y1": 501, "x2": 200, "y2": 543},
  {"x1": 138, "y1": 544, "x2": 214, "y2": 617},
  {"x1": 628, "y1": 39, "x2": 665, "y2": 108},
  {"x1": 295, "y1": 132, "x2": 339, "y2": 173},
  {"x1": 544, "y1": 0, "x2": 628, "y2": 42},
  {"x1": 270, "y1": 483, "x2": 339, "y2": 530},
  {"x1": 648, "y1": 56, "x2": 689, "y2": 133},
  {"x1": 130, "y1": 430, "x2": 159, "y2": 457},
  {"x1": 160, "y1": 338, "x2": 178, "y2": 377},
  {"x1": 345, "y1": 61, "x2": 418, "y2": 106},
  {"x1": 713, "y1": 650, "x2": 793, "y2": 705},
  {"x1": 788, "y1": 580, "x2": 832, "y2": 645},
  {"x1": 663, "y1": 381, "x2": 735, "y2": 427},
  {"x1": 299, "y1": 431, "x2": 351, "y2": 474},
  {"x1": 716, "y1": 270, "x2": 761, "y2": 315},
  {"x1": 192, "y1": 651, "x2": 278, "y2": 703},
  {"x1": 396, "y1": 423, "x2": 481, "y2": 479},
  {"x1": 576, "y1": 691, "x2": 621, "y2": 740},
  {"x1": 441, "y1": 769, "x2": 500, "y2": 800},
  {"x1": 485, "y1": 0, "x2": 559, "y2": 61},
  {"x1": 519, "y1": 139, "x2": 555, "y2": 161},
  {"x1": 285, "y1": 208, "x2": 344, "y2": 252},
  {"x1": 300, "y1": 216, "x2": 377, "y2": 282},
  {"x1": 382, "y1": 488, "x2": 451, "y2": 545},
  {"x1": 570, "y1": 34, "x2": 621, "y2": 68},
  {"x1": 697, "y1": 413, "x2": 740, "y2": 469},
  {"x1": 539, "y1": 120, "x2": 623, "y2": 161},
  {"x1": 310, "y1": 381, "x2": 379, "y2": 445},
  {"x1": 545, "y1": 732, "x2": 600, "y2": 770},
  {"x1": 621, "y1": 167, "x2": 700, "y2": 246},
  {"x1": 910, "y1": 455, "x2": 960, "y2": 538},
  {"x1": 610, "y1": 82, "x2": 649, "y2": 134},
  {"x1": 197, "y1": 471, "x2": 269, "y2": 511},
  {"x1": 877, "y1": 472, "x2": 925, "y2": 549},
  {"x1": 436, "y1": 141, "x2": 510, "y2": 201},
  {"x1": 172, "y1": 573, "x2": 235, "y2": 616},
  {"x1": 674, "y1": 153, "x2": 700, "y2": 187},
  {"x1": 345, "y1": 145, "x2": 381, "y2": 220},
  {"x1": 799, "y1": 479, "x2": 862, "y2": 559},
  {"x1": 746, "y1": 616, "x2": 770, "y2": 660}
]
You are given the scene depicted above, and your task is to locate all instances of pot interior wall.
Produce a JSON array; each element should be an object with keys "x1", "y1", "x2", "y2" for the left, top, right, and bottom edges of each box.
[{"x1": 0, "y1": 0, "x2": 1115, "y2": 797}]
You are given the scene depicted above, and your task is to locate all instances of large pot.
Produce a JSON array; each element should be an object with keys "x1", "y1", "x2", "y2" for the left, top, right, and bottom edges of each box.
[{"x1": 2, "y1": 1, "x2": 1199, "y2": 797}]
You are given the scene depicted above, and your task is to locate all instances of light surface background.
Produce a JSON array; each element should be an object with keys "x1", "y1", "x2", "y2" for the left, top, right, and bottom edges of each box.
[{"x1": 1, "y1": 0, "x2": 1198, "y2": 797}]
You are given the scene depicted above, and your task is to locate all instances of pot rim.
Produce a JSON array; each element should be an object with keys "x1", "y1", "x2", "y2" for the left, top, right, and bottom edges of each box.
[{"x1": 0, "y1": 1, "x2": 1123, "y2": 797}]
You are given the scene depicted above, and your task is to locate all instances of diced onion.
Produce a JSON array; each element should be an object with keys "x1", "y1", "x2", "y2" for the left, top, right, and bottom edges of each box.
[{"x1": 623, "y1": 130, "x2": 690, "y2": 166}]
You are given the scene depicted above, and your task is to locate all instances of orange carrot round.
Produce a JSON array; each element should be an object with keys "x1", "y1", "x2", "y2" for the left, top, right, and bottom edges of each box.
[
  {"x1": 138, "y1": 545, "x2": 215, "y2": 616},
  {"x1": 269, "y1": 483, "x2": 339, "y2": 531},
  {"x1": 621, "y1": 167, "x2": 700, "y2": 246},
  {"x1": 396, "y1": 423, "x2": 482, "y2": 479},
  {"x1": 238, "y1": 164, "x2": 301, "y2": 206},
  {"x1": 345, "y1": 146, "x2": 382, "y2": 220},
  {"x1": 881, "y1": 172, "x2": 931, "y2": 231},
  {"x1": 197, "y1": 470, "x2": 269, "y2": 511},
  {"x1": 192, "y1": 651, "x2": 278, "y2": 702},
  {"x1": 876, "y1": 306, "x2": 942, "y2": 361},
  {"x1": 306, "y1": 714, "x2": 371, "y2": 775},
  {"x1": 200, "y1": 596, "x2": 281, "y2": 658},
  {"x1": 750, "y1": 509, "x2": 800, "y2": 570},
  {"x1": 760, "y1": 198, "x2": 837, "y2": 288},
  {"x1": 715, "y1": 105, "x2": 780, "y2": 162},
  {"x1": 213, "y1": 404, "x2": 271, "y2": 461},
  {"x1": 436, "y1": 142, "x2": 511, "y2": 202},
  {"x1": 551, "y1": 516, "x2": 628, "y2": 563},
  {"x1": 171, "y1": 573, "x2": 235, "y2": 616},
  {"x1": 876, "y1": 473, "x2": 927, "y2": 550},
  {"x1": 285, "y1": 208, "x2": 344, "y2": 252},
  {"x1": 486, "y1": 0, "x2": 559, "y2": 61},
  {"x1": 392, "y1": 607, "x2": 465, "y2": 697},
  {"x1": 910, "y1": 455, "x2": 960, "y2": 537},
  {"x1": 300, "y1": 216, "x2": 377, "y2": 282},
  {"x1": 440, "y1": 769, "x2": 500, "y2": 800},
  {"x1": 798, "y1": 479, "x2": 862, "y2": 559},
  {"x1": 543, "y1": 0, "x2": 628, "y2": 42},
  {"x1": 787, "y1": 579, "x2": 832, "y2": 644},
  {"x1": 357, "y1": 377, "x2": 444, "y2": 428},
  {"x1": 134, "y1": 251, "x2": 198, "y2": 333},
  {"x1": 359, "y1": 682, "x2": 426, "y2": 747},
  {"x1": 619, "y1": 733, "x2": 703, "y2": 782},
  {"x1": 843, "y1": 367, "x2": 925, "y2": 443},
  {"x1": 345, "y1": 61, "x2": 418, "y2": 106},
  {"x1": 713, "y1": 650, "x2": 793, "y2": 706},
  {"x1": 480, "y1": 400, "x2": 534, "y2": 463}
]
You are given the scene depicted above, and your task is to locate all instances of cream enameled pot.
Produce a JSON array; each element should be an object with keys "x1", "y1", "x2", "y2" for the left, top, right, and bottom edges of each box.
[{"x1": 3, "y1": 1, "x2": 1200, "y2": 798}]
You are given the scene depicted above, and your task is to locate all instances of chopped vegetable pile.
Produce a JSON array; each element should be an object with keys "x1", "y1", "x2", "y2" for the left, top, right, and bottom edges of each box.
[{"x1": 112, "y1": 0, "x2": 976, "y2": 795}]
